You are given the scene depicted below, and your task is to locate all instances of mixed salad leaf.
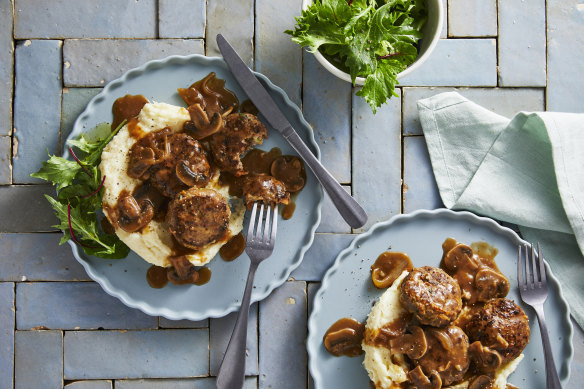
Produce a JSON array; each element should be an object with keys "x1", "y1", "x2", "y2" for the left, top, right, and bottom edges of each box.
[
  {"x1": 31, "y1": 122, "x2": 130, "y2": 259},
  {"x1": 286, "y1": 0, "x2": 427, "y2": 113}
]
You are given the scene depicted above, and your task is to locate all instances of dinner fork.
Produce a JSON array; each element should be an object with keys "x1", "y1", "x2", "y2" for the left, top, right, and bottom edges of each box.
[
  {"x1": 217, "y1": 202, "x2": 278, "y2": 389},
  {"x1": 517, "y1": 243, "x2": 562, "y2": 389}
]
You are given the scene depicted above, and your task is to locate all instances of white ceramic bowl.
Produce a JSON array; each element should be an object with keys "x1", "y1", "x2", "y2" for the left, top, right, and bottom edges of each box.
[{"x1": 301, "y1": 0, "x2": 443, "y2": 85}]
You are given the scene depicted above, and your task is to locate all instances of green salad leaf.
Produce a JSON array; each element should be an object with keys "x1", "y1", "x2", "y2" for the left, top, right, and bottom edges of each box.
[
  {"x1": 31, "y1": 121, "x2": 130, "y2": 259},
  {"x1": 286, "y1": 0, "x2": 427, "y2": 113}
]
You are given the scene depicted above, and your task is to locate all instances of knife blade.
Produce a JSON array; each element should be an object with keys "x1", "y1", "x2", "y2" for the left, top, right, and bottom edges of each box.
[{"x1": 217, "y1": 34, "x2": 367, "y2": 228}]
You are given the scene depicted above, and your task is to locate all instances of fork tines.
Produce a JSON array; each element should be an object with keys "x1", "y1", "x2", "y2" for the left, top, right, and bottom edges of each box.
[
  {"x1": 517, "y1": 242, "x2": 546, "y2": 290},
  {"x1": 247, "y1": 202, "x2": 278, "y2": 243}
]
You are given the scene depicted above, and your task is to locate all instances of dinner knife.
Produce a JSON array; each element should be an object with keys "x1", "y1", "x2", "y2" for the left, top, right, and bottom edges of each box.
[{"x1": 217, "y1": 34, "x2": 368, "y2": 229}]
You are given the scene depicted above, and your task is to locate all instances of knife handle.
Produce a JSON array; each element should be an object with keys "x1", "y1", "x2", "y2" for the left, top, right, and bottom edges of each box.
[{"x1": 282, "y1": 127, "x2": 368, "y2": 229}]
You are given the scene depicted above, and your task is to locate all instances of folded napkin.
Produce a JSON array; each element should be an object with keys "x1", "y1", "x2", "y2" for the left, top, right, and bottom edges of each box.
[{"x1": 417, "y1": 92, "x2": 584, "y2": 328}]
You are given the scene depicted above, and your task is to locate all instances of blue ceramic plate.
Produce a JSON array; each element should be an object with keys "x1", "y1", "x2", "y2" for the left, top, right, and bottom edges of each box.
[
  {"x1": 66, "y1": 55, "x2": 323, "y2": 320},
  {"x1": 308, "y1": 209, "x2": 573, "y2": 389}
]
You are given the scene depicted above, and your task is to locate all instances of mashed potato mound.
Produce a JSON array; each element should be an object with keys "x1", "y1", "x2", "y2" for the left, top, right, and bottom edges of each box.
[
  {"x1": 100, "y1": 102, "x2": 245, "y2": 267},
  {"x1": 362, "y1": 270, "x2": 523, "y2": 389}
]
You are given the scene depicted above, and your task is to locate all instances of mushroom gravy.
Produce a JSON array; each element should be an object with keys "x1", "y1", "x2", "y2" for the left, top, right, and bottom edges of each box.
[{"x1": 323, "y1": 317, "x2": 365, "y2": 357}]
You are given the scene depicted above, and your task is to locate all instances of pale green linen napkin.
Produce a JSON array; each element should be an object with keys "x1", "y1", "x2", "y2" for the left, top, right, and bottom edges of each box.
[{"x1": 417, "y1": 92, "x2": 584, "y2": 328}]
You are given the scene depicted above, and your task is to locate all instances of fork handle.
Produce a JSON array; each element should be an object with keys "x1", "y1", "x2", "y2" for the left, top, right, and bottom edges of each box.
[
  {"x1": 216, "y1": 261, "x2": 259, "y2": 389},
  {"x1": 533, "y1": 304, "x2": 562, "y2": 389}
]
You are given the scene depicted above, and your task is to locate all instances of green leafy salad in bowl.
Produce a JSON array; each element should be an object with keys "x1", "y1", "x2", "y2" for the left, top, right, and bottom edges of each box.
[{"x1": 286, "y1": 0, "x2": 437, "y2": 113}]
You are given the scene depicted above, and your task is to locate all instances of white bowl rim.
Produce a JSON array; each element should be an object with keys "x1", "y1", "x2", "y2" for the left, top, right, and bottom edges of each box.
[{"x1": 301, "y1": 0, "x2": 444, "y2": 86}]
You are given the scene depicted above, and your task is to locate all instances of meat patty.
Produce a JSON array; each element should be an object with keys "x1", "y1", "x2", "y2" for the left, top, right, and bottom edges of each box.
[
  {"x1": 209, "y1": 113, "x2": 267, "y2": 176},
  {"x1": 416, "y1": 326, "x2": 470, "y2": 386},
  {"x1": 399, "y1": 266, "x2": 462, "y2": 327},
  {"x1": 166, "y1": 188, "x2": 230, "y2": 250},
  {"x1": 242, "y1": 173, "x2": 290, "y2": 209},
  {"x1": 464, "y1": 298, "x2": 530, "y2": 363}
]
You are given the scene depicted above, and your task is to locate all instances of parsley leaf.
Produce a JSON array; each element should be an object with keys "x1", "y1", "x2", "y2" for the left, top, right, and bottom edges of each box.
[{"x1": 286, "y1": 0, "x2": 427, "y2": 112}]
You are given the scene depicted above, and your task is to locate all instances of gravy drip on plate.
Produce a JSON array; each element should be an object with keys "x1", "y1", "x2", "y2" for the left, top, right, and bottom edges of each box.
[
  {"x1": 323, "y1": 318, "x2": 365, "y2": 357},
  {"x1": 219, "y1": 232, "x2": 246, "y2": 261},
  {"x1": 111, "y1": 94, "x2": 149, "y2": 131}
]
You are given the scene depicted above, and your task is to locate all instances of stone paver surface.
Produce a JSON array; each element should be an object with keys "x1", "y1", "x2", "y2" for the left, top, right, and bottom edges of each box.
[{"x1": 2, "y1": 1, "x2": 584, "y2": 388}]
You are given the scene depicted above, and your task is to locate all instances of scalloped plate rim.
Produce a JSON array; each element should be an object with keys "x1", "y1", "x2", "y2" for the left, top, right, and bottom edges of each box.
[
  {"x1": 307, "y1": 208, "x2": 573, "y2": 388},
  {"x1": 65, "y1": 54, "x2": 323, "y2": 321}
]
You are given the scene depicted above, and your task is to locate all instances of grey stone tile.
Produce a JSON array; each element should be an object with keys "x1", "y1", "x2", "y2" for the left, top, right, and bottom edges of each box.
[
  {"x1": 63, "y1": 39, "x2": 204, "y2": 87},
  {"x1": 0, "y1": 137, "x2": 11, "y2": 185},
  {"x1": 13, "y1": 40, "x2": 62, "y2": 183},
  {"x1": 256, "y1": 0, "x2": 303, "y2": 105},
  {"x1": 0, "y1": 0, "x2": 13, "y2": 137},
  {"x1": 448, "y1": 0, "x2": 497, "y2": 37},
  {"x1": 209, "y1": 303, "x2": 258, "y2": 376},
  {"x1": 0, "y1": 185, "x2": 59, "y2": 232},
  {"x1": 14, "y1": 0, "x2": 156, "y2": 39},
  {"x1": 0, "y1": 283, "x2": 15, "y2": 389},
  {"x1": 206, "y1": 0, "x2": 254, "y2": 67},
  {"x1": 399, "y1": 39, "x2": 497, "y2": 87},
  {"x1": 303, "y1": 53, "x2": 352, "y2": 184},
  {"x1": 403, "y1": 136, "x2": 443, "y2": 212},
  {"x1": 291, "y1": 234, "x2": 355, "y2": 282},
  {"x1": 64, "y1": 329, "x2": 209, "y2": 379},
  {"x1": 440, "y1": 0, "x2": 447, "y2": 38},
  {"x1": 64, "y1": 381, "x2": 112, "y2": 389},
  {"x1": 352, "y1": 89, "x2": 402, "y2": 232},
  {"x1": 159, "y1": 0, "x2": 205, "y2": 39},
  {"x1": 316, "y1": 186, "x2": 352, "y2": 233},
  {"x1": 259, "y1": 281, "x2": 307, "y2": 389},
  {"x1": 16, "y1": 282, "x2": 157, "y2": 330},
  {"x1": 403, "y1": 87, "x2": 545, "y2": 135},
  {"x1": 498, "y1": 0, "x2": 546, "y2": 87},
  {"x1": 546, "y1": 0, "x2": 584, "y2": 112},
  {"x1": 116, "y1": 377, "x2": 257, "y2": 389},
  {"x1": 159, "y1": 317, "x2": 208, "y2": 329},
  {"x1": 0, "y1": 233, "x2": 90, "y2": 281},
  {"x1": 15, "y1": 330, "x2": 63, "y2": 389},
  {"x1": 61, "y1": 88, "x2": 103, "y2": 147}
]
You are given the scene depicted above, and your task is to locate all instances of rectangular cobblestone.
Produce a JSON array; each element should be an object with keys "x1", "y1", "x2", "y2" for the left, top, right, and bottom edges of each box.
[
  {"x1": 159, "y1": 317, "x2": 208, "y2": 329},
  {"x1": 206, "y1": 0, "x2": 254, "y2": 66},
  {"x1": 291, "y1": 234, "x2": 354, "y2": 282},
  {"x1": 303, "y1": 53, "x2": 352, "y2": 184},
  {"x1": 210, "y1": 303, "x2": 258, "y2": 376},
  {"x1": 64, "y1": 329, "x2": 209, "y2": 379},
  {"x1": 64, "y1": 381, "x2": 112, "y2": 389},
  {"x1": 0, "y1": 283, "x2": 15, "y2": 389},
  {"x1": 0, "y1": 0, "x2": 13, "y2": 137},
  {"x1": 16, "y1": 282, "x2": 157, "y2": 330},
  {"x1": 448, "y1": 0, "x2": 497, "y2": 37},
  {"x1": 352, "y1": 89, "x2": 402, "y2": 232},
  {"x1": 498, "y1": 0, "x2": 546, "y2": 86},
  {"x1": 159, "y1": 0, "x2": 205, "y2": 39},
  {"x1": 403, "y1": 136, "x2": 443, "y2": 212},
  {"x1": 61, "y1": 88, "x2": 103, "y2": 148},
  {"x1": 15, "y1": 330, "x2": 63, "y2": 389},
  {"x1": 0, "y1": 137, "x2": 11, "y2": 185},
  {"x1": 259, "y1": 281, "x2": 307, "y2": 389},
  {"x1": 403, "y1": 87, "x2": 545, "y2": 135},
  {"x1": 13, "y1": 40, "x2": 62, "y2": 183},
  {"x1": 316, "y1": 185, "x2": 352, "y2": 233},
  {"x1": 0, "y1": 185, "x2": 59, "y2": 232},
  {"x1": 116, "y1": 377, "x2": 257, "y2": 389},
  {"x1": 256, "y1": 0, "x2": 303, "y2": 105},
  {"x1": 14, "y1": 0, "x2": 156, "y2": 39},
  {"x1": 63, "y1": 39, "x2": 204, "y2": 87},
  {"x1": 0, "y1": 233, "x2": 89, "y2": 282},
  {"x1": 547, "y1": 1, "x2": 584, "y2": 112},
  {"x1": 399, "y1": 39, "x2": 497, "y2": 86}
]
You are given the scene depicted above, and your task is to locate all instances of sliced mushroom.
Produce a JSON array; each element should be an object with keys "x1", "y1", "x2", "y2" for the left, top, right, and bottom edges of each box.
[
  {"x1": 175, "y1": 159, "x2": 210, "y2": 187},
  {"x1": 443, "y1": 244, "x2": 478, "y2": 272},
  {"x1": 128, "y1": 145, "x2": 156, "y2": 179},
  {"x1": 166, "y1": 255, "x2": 199, "y2": 285},
  {"x1": 371, "y1": 252, "x2": 413, "y2": 289},
  {"x1": 474, "y1": 266, "x2": 510, "y2": 302},
  {"x1": 407, "y1": 366, "x2": 441, "y2": 389},
  {"x1": 468, "y1": 375, "x2": 493, "y2": 389},
  {"x1": 117, "y1": 194, "x2": 154, "y2": 232},
  {"x1": 187, "y1": 103, "x2": 223, "y2": 139},
  {"x1": 428, "y1": 328, "x2": 454, "y2": 352},
  {"x1": 390, "y1": 326, "x2": 427, "y2": 360},
  {"x1": 270, "y1": 156, "x2": 306, "y2": 193},
  {"x1": 469, "y1": 341, "x2": 503, "y2": 373}
]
